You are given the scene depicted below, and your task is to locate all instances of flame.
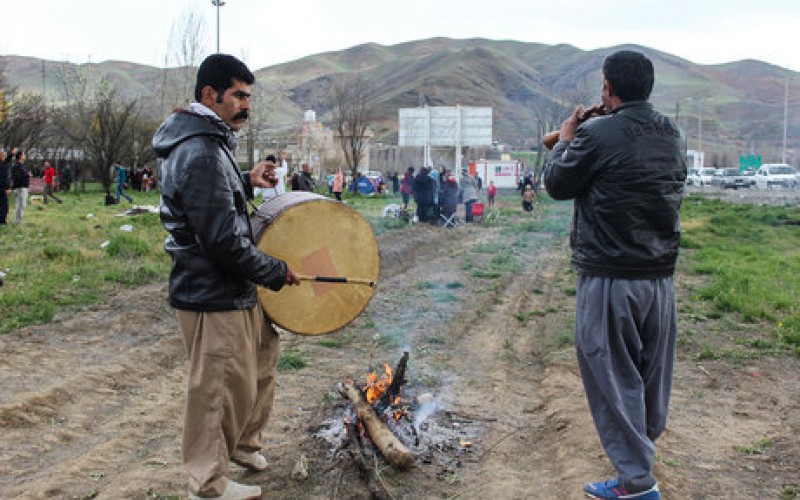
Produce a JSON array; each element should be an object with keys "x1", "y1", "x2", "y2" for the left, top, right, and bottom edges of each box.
[{"x1": 363, "y1": 363, "x2": 393, "y2": 404}]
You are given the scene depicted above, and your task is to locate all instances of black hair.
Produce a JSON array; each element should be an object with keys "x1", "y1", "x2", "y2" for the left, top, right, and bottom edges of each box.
[
  {"x1": 603, "y1": 50, "x2": 654, "y2": 102},
  {"x1": 14, "y1": 150, "x2": 24, "y2": 160},
  {"x1": 265, "y1": 154, "x2": 277, "y2": 162},
  {"x1": 194, "y1": 54, "x2": 255, "y2": 102}
]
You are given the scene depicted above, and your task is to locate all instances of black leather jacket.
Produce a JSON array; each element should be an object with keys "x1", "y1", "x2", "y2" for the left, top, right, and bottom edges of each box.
[
  {"x1": 544, "y1": 101, "x2": 687, "y2": 279},
  {"x1": 153, "y1": 110, "x2": 287, "y2": 311},
  {"x1": 10, "y1": 161, "x2": 29, "y2": 189}
]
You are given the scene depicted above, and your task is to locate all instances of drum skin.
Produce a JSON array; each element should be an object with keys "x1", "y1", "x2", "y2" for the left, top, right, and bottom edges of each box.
[{"x1": 251, "y1": 192, "x2": 380, "y2": 335}]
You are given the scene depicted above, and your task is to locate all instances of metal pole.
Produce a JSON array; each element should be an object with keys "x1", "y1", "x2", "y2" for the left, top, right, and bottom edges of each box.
[
  {"x1": 212, "y1": 0, "x2": 225, "y2": 52},
  {"x1": 783, "y1": 78, "x2": 789, "y2": 164}
]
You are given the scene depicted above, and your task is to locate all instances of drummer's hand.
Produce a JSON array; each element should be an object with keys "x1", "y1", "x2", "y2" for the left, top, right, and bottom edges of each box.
[
  {"x1": 285, "y1": 267, "x2": 301, "y2": 286},
  {"x1": 251, "y1": 160, "x2": 278, "y2": 188}
]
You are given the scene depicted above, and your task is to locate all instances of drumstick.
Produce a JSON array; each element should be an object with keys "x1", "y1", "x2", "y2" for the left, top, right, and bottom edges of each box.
[{"x1": 297, "y1": 274, "x2": 376, "y2": 288}]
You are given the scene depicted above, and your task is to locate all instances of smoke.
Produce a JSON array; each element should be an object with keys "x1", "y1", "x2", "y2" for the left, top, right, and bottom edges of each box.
[{"x1": 413, "y1": 396, "x2": 442, "y2": 432}]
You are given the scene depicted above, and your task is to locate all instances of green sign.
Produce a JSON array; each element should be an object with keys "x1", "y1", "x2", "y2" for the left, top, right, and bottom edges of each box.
[{"x1": 739, "y1": 154, "x2": 761, "y2": 171}]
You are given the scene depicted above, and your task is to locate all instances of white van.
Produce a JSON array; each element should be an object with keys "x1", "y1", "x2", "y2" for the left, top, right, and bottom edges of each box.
[
  {"x1": 687, "y1": 167, "x2": 717, "y2": 187},
  {"x1": 755, "y1": 163, "x2": 798, "y2": 189}
]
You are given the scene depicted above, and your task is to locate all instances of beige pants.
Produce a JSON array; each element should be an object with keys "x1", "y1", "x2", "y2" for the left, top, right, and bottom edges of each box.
[{"x1": 177, "y1": 305, "x2": 280, "y2": 497}]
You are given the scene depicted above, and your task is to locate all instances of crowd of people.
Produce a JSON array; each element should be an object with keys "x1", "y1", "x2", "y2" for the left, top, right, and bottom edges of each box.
[{"x1": 0, "y1": 147, "x2": 72, "y2": 225}]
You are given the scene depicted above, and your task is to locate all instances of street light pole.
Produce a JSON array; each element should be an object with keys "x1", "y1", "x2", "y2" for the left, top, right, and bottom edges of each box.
[
  {"x1": 211, "y1": 0, "x2": 225, "y2": 53},
  {"x1": 698, "y1": 100, "x2": 703, "y2": 157},
  {"x1": 783, "y1": 78, "x2": 789, "y2": 164},
  {"x1": 684, "y1": 97, "x2": 713, "y2": 167}
]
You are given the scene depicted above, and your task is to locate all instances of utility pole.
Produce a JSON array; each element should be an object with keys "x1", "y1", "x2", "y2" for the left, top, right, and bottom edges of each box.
[
  {"x1": 212, "y1": 0, "x2": 226, "y2": 53},
  {"x1": 783, "y1": 78, "x2": 789, "y2": 164}
]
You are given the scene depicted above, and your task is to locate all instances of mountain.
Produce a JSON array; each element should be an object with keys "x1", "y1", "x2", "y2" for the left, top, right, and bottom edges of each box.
[{"x1": 3, "y1": 38, "x2": 799, "y2": 163}]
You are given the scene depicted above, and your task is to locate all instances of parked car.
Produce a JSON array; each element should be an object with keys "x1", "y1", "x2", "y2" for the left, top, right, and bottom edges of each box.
[
  {"x1": 755, "y1": 163, "x2": 798, "y2": 189},
  {"x1": 686, "y1": 167, "x2": 700, "y2": 186},
  {"x1": 709, "y1": 169, "x2": 725, "y2": 188},
  {"x1": 717, "y1": 168, "x2": 755, "y2": 189},
  {"x1": 687, "y1": 167, "x2": 716, "y2": 187}
]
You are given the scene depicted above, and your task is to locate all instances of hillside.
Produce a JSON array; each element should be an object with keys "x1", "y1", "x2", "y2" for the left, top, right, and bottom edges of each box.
[{"x1": 3, "y1": 38, "x2": 799, "y2": 162}]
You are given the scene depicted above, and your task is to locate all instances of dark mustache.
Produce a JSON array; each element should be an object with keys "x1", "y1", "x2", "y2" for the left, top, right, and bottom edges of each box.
[{"x1": 233, "y1": 110, "x2": 249, "y2": 121}]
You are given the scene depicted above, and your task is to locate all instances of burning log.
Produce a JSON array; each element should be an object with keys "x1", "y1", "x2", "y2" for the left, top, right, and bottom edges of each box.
[
  {"x1": 338, "y1": 382, "x2": 415, "y2": 471},
  {"x1": 379, "y1": 351, "x2": 409, "y2": 409},
  {"x1": 344, "y1": 421, "x2": 392, "y2": 500}
]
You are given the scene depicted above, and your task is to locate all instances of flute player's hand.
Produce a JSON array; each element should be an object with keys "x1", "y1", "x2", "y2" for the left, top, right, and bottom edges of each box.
[{"x1": 559, "y1": 105, "x2": 584, "y2": 143}]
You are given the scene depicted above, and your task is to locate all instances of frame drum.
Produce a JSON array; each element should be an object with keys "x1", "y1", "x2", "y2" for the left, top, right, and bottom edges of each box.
[{"x1": 251, "y1": 192, "x2": 380, "y2": 335}]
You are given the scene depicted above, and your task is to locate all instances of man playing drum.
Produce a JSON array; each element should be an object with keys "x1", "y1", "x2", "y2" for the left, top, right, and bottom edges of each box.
[{"x1": 153, "y1": 53, "x2": 299, "y2": 500}]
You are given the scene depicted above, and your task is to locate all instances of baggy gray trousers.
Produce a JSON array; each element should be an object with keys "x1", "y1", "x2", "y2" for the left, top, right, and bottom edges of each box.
[{"x1": 575, "y1": 275, "x2": 677, "y2": 491}]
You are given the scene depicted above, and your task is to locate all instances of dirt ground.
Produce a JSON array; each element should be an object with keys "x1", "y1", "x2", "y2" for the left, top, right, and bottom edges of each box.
[{"x1": 1, "y1": 192, "x2": 798, "y2": 500}]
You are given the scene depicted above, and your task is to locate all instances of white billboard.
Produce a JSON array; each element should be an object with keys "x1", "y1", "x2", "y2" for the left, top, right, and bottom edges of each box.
[{"x1": 398, "y1": 106, "x2": 492, "y2": 147}]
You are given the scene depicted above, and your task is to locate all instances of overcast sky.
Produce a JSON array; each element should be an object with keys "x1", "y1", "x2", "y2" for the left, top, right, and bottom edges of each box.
[{"x1": 2, "y1": 0, "x2": 799, "y2": 73}]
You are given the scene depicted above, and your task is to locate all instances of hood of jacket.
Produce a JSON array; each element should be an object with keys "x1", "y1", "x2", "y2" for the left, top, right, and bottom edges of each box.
[{"x1": 152, "y1": 110, "x2": 237, "y2": 159}]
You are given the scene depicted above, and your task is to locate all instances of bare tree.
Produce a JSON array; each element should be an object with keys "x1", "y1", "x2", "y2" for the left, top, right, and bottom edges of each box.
[
  {"x1": 330, "y1": 74, "x2": 374, "y2": 190},
  {"x1": 0, "y1": 91, "x2": 48, "y2": 153},
  {"x1": 531, "y1": 77, "x2": 598, "y2": 174},
  {"x1": 53, "y1": 68, "x2": 149, "y2": 190},
  {"x1": 156, "y1": 10, "x2": 208, "y2": 116},
  {"x1": 241, "y1": 79, "x2": 281, "y2": 169}
]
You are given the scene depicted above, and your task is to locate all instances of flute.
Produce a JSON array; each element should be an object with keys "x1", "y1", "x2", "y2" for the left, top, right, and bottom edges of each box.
[{"x1": 542, "y1": 103, "x2": 607, "y2": 150}]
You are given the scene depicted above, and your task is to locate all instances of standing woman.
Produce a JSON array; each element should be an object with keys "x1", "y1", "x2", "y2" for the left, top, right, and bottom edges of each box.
[
  {"x1": 459, "y1": 168, "x2": 478, "y2": 222},
  {"x1": 332, "y1": 167, "x2": 344, "y2": 201},
  {"x1": 400, "y1": 166, "x2": 414, "y2": 210}
]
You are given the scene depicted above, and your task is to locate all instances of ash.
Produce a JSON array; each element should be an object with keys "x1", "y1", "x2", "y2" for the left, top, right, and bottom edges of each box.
[{"x1": 315, "y1": 391, "x2": 487, "y2": 468}]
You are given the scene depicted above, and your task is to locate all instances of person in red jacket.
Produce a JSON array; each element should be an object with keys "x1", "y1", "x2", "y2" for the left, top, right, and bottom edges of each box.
[
  {"x1": 486, "y1": 180, "x2": 497, "y2": 207},
  {"x1": 43, "y1": 162, "x2": 63, "y2": 205}
]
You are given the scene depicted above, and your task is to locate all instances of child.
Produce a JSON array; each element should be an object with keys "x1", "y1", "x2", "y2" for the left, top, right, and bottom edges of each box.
[
  {"x1": 522, "y1": 185, "x2": 536, "y2": 212},
  {"x1": 487, "y1": 181, "x2": 497, "y2": 207}
]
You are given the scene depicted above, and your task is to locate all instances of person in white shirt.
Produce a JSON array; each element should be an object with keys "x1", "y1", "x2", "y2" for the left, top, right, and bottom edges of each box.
[{"x1": 255, "y1": 149, "x2": 288, "y2": 199}]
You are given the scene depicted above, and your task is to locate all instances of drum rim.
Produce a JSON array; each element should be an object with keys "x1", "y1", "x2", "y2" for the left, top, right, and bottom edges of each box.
[{"x1": 254, "y1": 193, "x2": 381, "y2": 335}]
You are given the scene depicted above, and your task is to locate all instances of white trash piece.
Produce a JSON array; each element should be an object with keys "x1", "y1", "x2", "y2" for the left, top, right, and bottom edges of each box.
[{"x1": 119, "y1": 224, "x2": 133, "y2": 232}]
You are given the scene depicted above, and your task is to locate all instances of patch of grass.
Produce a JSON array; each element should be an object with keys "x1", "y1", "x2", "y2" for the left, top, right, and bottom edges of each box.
[
  {"x1": 733, "y1": 437, "x2": 772, "y2": 455},
  {"x1": 472, "y1": 270, "x2": 501, "y2": 279},
  {"x1": 680, "y1": 197, "x2": 800, "y2": 354},
  {"x1": 553, "y1": 331, "x2": 574, "y2": 349},
  {"x1": 514, "y1": 309, "x2": 547, "y2": 325},
  {"x1": 317, "y1": 334, "x2": 354, "y2": 348},
  {"x1": 417, "y1": 281, "x2": 437, "y2": 289},
  {"x1": 473, "y1": 242, "x2": 506, "y2": 253},
  {"x1": 488, "y1": 251, "x2": 519, "y2": 271},
  {"x1": 0, "y1": 186, "x2": 171, "y2": 333},
  {"x1": 781, "y1": 484, "x2": 799, "y2": 499},
  {"x1": 432, "y1": 291, "x2": 459, "y2": 303},
  {"x1": 655, "y1": 455, "x2": 679, "y2": 467},
  {"x1": 106, "y1": 233, "x2": 151, "y2": 258},
  {"x1": 445, "y1": 281, "x2": 464, "y2": 289},
  {"x1": 278, "y1": 348, "x2": 307, "y2": 370},
  {"x1": 426, "y1": 336, "x2": 445, "y2": 345},
  {"x1": 696, "y1": 346, "x2": 755, "y2": 361}
]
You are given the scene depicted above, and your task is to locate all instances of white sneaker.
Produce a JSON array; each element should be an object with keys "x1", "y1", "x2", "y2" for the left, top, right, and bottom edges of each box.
[
  {"x1": 231, "y1": 449, "x2": 268, "y2": 471},
  {"x1": 188, "y1": 479, "x2": 262, "y2": 499}
]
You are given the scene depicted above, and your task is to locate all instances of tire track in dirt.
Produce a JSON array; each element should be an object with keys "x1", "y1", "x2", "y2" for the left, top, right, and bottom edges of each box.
[
  {"x1": 439, "y1": 230, "x2": 608, "y2": 499},
  {"x1": 0, "y1": 284, "x2": 189, "y2": 499}
]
